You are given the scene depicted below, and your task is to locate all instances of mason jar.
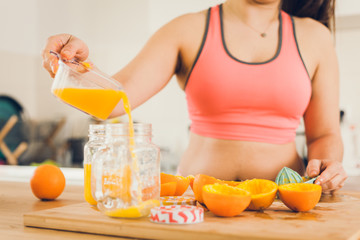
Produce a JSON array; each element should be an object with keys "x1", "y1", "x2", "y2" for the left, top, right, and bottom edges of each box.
[
  {"x1": 93, "y1": 123, "x2": 160, "y2": 217},
  {"x1": 83, "y1": 124, "x2": 106, "y2": 205}
]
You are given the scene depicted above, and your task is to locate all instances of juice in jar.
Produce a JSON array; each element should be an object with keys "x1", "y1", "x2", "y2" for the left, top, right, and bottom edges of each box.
[
  {"x1": 84, "y1": 163, "x2": 97, "y2": 205},
  {"x1": 100, "y1": 93, "x2": 160, "y2": 218}
]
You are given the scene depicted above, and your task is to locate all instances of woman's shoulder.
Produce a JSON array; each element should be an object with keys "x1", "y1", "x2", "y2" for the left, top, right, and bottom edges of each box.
[
  {"x1": 290, "y1": 15, "x2": 336, "y2": 78},
  {"x1": 165, "y1": 9, "x2": 208, "y2": 31},
  {"x1": 157, "y1": 9, "x2": 209, "y2": 49},
  {"x1": 292, "y1": 16, "x2": 333, "y2": 47}
]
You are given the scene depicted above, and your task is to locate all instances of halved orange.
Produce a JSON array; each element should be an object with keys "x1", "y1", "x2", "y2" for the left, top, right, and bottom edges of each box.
[
  {"x1": 160, "y1": 182, "x2": 177, "y2": 196},
  {"x1": 193, "y1": 174, "x2": 221, "y2": 203},
  {"x1": 236, "y1": 179, "x2": 278, "y2": 211},
  {"x1": 160, "y1": 173, "x2": 190, "y2": 196},
  {"x1": 203, "y1": 183, "x2": 251, "y2": 217},
  {"x1": 278, "y1": 183, "x2": 322, "y2": 212}
]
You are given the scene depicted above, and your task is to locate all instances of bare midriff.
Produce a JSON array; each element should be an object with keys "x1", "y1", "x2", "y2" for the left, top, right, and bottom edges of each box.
[{"x1": 178, "y1": 132, "x2": 305, "y2": 181}]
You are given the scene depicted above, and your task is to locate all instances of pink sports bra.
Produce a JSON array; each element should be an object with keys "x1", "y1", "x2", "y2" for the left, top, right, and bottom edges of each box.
[{"x1": 185, "y1": 5, "x2": 311, "y2": 144}]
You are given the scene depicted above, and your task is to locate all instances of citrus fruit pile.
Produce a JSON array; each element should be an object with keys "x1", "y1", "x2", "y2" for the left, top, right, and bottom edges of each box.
[
  {"x1": 30, "y1": 165, "x2": 321, "y2": 219},
  {"x1": 188, "y1": 173, "x2": 322, "y2": 217}
]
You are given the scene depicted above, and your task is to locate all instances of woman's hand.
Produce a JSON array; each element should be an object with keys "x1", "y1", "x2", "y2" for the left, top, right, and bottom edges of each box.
[
  {"x1": 306, "y1": 159, "x2": 348, "y2": 194},
  {"x1": 41, "y1": 34, "x2": 89, "y2": 78}
]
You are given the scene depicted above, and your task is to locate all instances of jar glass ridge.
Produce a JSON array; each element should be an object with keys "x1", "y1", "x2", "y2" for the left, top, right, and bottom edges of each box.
[
  {"x1": 93, "y1": 123, "x2": 160, "y2": 215},
  {"x1": 83, "y1": 124, "x2": 106, "y2": 205}
]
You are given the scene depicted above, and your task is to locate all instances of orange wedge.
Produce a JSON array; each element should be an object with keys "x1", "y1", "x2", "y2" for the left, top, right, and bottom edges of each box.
[
  {"x1": 160, "y1": 173, "x2": 190, "y2": 196},
  {"x1": 237, "y1": 179, "x2": 278, "y2": 211},
  {"x1": 187, "y1": 175, "x2": 195, "y2": 190},
  {"x1": 160, "y1": 182, "x2": 177, "y2": 196}
]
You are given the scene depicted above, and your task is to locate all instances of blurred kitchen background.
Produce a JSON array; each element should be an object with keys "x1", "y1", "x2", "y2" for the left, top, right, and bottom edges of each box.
[{"x1": 0, "y1": 0, "x2": 359, "y2": 175}]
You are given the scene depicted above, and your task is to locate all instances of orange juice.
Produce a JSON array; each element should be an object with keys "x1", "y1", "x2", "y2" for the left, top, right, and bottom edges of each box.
[
  {"x1": 120, "y1": 93, "x2": 142, "y2": 203},
  {"x1": 103, "y1": 92, "x2": 148, "y2": 217},
  {"x1": 84, "y1": 163, "x2": 97, "y2": 205},
  {"x1": 75, "y1": 86, "x2": 152, "y2": 217},
  {"x1": 53, "y1": 88, "x2": 124, "y2": 120}
]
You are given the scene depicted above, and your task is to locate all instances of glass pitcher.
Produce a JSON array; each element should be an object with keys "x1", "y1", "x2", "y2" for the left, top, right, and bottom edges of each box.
[{"x1": 51, "y1": 54, "x2": 124, "y2": 120}]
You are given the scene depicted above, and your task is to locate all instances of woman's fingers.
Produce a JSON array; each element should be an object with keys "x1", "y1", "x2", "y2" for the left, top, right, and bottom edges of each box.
[
  {"x1": 306, "y1": 159, "x2": 348, "y2": 193},
  {"x1": 314, "y1": 161, "x2": 347, "y2": 193},
  {"x1": 41, "y1": 34, "x2": 71, "y2": 76},
  {"x1": 317, "y1": 162, "x2": 346, "y2": 184},
  {"x1": 41, "y1": 34, "x2": 89, "y2": 77},
  {"x1": 321, "y1": 174, "x2": 346, "y2": 194},
  {"x1": 60, "y1": 36, "x2": 89, "y2": 61},
  {"x1": 306, "y1": 159, "x2": 321, "y2": 178}
]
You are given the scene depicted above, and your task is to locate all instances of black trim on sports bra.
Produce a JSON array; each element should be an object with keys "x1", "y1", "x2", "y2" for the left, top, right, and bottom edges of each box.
[
  {"x1": 184, "y1": 8, "x2": 211, "y2": 90},
  {"x1": 290, "y1": 16, "x2": 311, "y2": 80},
  {"x1": 220, "y1": 4, "x2": 283, "y2": 65}
]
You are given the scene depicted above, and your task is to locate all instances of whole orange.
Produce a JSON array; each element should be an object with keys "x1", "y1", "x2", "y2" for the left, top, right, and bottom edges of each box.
[{"x1": 30, "y1": 164, "x2": 66, "y2": 200}]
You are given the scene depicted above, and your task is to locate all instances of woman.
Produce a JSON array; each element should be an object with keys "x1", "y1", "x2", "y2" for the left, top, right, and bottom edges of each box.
[{"x1": 42, "y1": 0, "x2": 347, "y2": 194}]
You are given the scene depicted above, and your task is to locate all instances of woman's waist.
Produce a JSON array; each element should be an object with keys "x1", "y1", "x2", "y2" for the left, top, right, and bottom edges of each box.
[{"x1": 180, "y1": 132, "x2": 303, "y2": 180}]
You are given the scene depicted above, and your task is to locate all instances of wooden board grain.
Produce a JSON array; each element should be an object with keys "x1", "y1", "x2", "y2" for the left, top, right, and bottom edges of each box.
[{"x1": 24, "y1": 192, "x2": 360, "y2": 240}]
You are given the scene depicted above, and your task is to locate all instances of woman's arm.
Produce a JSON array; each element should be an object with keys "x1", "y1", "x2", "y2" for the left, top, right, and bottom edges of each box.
[
  {"x1": 302, "y1": 21, "x2": 347, "y2": 194},
  {"x1": 109, "y1": 15, "x2": 188, "y2": 117},
  {"x1": 41, "y1": 12, "x2": 202, "y2": 117}
]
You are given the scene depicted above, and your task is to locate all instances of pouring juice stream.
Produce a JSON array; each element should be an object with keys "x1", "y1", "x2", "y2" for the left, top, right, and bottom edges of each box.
[{"x1": 75, "y1": 89, "x2": 142, "y2": 205}]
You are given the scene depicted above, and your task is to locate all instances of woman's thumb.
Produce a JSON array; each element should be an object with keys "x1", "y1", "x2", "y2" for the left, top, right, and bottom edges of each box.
[
  {"x1": 60, "y1": 37, "x2": 89, "y2": 61},
  {"x1": 306, "y1": 159, "x2": 321, "y2": 177}
]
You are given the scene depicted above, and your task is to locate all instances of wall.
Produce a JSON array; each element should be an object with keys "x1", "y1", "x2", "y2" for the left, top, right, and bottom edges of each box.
[
  {"x1": 0, "y1": 0, "x2": 38, "y2": 116},
  {"x1": 0, "y1": 0, "x2": 359, "y2": 170}
]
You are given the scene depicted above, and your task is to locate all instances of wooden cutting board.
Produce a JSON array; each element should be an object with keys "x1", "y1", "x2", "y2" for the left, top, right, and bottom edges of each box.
[{"x1": 24, "y1": 192, "x2": 360, "y2": 240}]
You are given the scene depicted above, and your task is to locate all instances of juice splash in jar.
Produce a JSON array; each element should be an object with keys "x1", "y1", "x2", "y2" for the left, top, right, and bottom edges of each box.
[{"x1": 102, "y1": 93, "x2": 160, "y2": 218}]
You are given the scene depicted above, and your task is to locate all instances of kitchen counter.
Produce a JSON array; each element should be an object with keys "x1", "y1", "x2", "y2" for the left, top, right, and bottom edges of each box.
[
  {"x1": 0, "y1": 181, "x2": 127, "y2": 240},
  {"x1": 0, "y1": 168, "x2": 359, "y2": 239}
]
